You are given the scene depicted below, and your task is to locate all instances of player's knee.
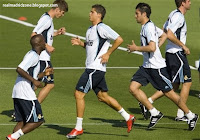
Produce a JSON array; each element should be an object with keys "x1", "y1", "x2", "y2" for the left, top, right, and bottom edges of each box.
[
  {"x1": 74, "y1": 90, "x2": 85, "y2": 100},
  {"x1": 129, "y1": 86, "x2": 137, "y2": 96},
  {"x1": 46, "y1": 83, "x2": 54, "y2": 89}
]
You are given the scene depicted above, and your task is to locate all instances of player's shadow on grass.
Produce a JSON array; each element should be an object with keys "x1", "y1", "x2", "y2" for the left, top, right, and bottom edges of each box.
[
  {"x1": 44, "y1": 124, "x2": 72, "y2": 136},
  {"x1": 189, "y1": 89, "x2": 200, "y2": 98},
  {"x1": 90, "y1": 117, "x2": 147, "y2": 130},
  {"x1": 0, "y1": 109, "x2": 16, "y2": 122}
]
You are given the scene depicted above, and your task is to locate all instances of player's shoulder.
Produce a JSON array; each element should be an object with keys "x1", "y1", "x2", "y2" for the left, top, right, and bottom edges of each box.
[
  {"x1": 97, "y1": 22, "x2": 112, "y2": 32},
  {"x1": 145, "y1": 20, "x2": 155, "y2": 30},
  {"x1": 26, "y1": 50, "x2": 39, "y2": 59},
  {"x1": 170, "y1": 9, "x2": 184, "y2": 18},
  {"x1": 97, "y1": 22, "x2": 109, "y2": 28},
  {"x1": 39, "y1": 12, "x2": 52, "y2": 21}
]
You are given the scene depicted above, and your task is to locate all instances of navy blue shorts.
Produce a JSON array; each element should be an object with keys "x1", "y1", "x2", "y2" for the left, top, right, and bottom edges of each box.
[
  {"x1": 131, "y1": 66, "x2": 173, "y2": 92},
  {"x1": 13, "y1": 98, "x2": 44, "y2": 123},
  {"x1": 39, "y1": 60, "x2": 54, "y2": 84},
  {"x1": 76, "y1": 69, "x2": 108, "y2": 94},
  {"x1": 165, "y1": 51, "x2": 191, "y2": 83}
]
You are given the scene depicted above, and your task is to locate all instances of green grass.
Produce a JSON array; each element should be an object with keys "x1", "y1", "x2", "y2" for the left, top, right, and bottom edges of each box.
[{"x1": 0, "y1": 0, "x2": 200, "y2": 139}]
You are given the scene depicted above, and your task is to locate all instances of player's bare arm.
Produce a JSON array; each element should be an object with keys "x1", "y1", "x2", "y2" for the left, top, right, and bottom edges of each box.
[
  {"x1": 158, "y1": 32, "x2": 167, "y2": 47},
  {"x1": 99, "y1": 36, "x2": 123, "y2": 64},
  {"x1": 127, "y1": 40, "x2": 156, "y2": 53},
  {"x1": 16, "y1": 67, "x2": 43, "y2": 88},
  {"x1": 54, "y1": 27, "x2": 66, "y2": 36},
  {"x1": 71, "y1": 37, "x2": 85, "y2": 47},
  {"x1": 38, "y1": 67, "x2": 54, "y2": 79},
  {"x1": 167, "y1": 29, "x2": 190, "y2": 55}
]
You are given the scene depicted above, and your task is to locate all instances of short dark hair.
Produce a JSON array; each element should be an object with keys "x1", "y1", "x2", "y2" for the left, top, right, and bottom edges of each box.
[
  {"x1": 30, "y1": 34, "x2": 45, "y2": 49},
  {"x1": 53, "y1": 0, "x2": 68, "y2": 12},
  {"x1": 92, "y1": 4, "x2": 106, "y2": 20},
  {"x1": 175, "y1": 0, "x2": 186, "y2": 8},
  {"x1": 136, "y1": 3, "x2": 151, "y2": 18}
]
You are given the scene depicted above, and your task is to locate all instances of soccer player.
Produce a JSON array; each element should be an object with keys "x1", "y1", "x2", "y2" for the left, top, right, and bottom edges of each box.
[
  {"x1": 127, "y1": 2, "x2": 198, "y2": 130},
  {"x1": 6, "y1": 34, "x2": 53, "y2": 140},
  {"x1": 139, "y1": 0, "x2": 193, "y2": 122},
  {"x1": 31, "y1": 0, "x2": 68, "y2": 104},
  {"x1": 66, "y1": 4, "x2": 135, "y2": 139}
]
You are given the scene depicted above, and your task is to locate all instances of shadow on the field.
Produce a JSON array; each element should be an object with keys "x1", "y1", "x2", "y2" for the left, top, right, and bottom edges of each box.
[
  {"x1": 189, "y1": 89, "x2": 200, "y2": 98},
  {"x1": 0, "y1": 109, "x2": 16, "y2": 122},
  {"x1": 84, "y1": 131, "x2": 129, "y2": 137},
  {"x1": 90, "y1": 117, "x2": 147, "y2": 129},
  {"x1": 128, "y1": 107, "x2": 150, "y2": 121},
  {"x1": 44, "y1": 124, "x2": 72, "y2": 136}
]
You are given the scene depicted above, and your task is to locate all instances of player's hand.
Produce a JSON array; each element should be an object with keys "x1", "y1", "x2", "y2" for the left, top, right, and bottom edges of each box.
[
  {"x1": 182, "y1": 45, "x2": 190, "y2": 55},
  {"x1": 127, "y1": 40, "x2": 137, "y2": 53},
  {"x1": 46, "y1": 44, "x2": 55, "y2": 53},
  {"x1": 45, "y1": 67, "x2": 54, "y2": 76},
  {"x1": 33, "y1": 80, "x2": 43, "y2": 88},
  {"x1": 99, "y1": 53, "x2": 110, "y2": 64},
  {"x1": 71, "y1": 37, "x2": 81, "y2": 46},
  {"x1": 57, "y1": 27, "x2": 66, "y2": 35}
]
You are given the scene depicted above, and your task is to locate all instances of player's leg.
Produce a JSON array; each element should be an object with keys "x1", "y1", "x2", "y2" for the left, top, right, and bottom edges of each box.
[
  {"x1": 38, "y1": 83, "x2": 54, "y2": 103},
  {"x1": 13, "y1": 121, "x2": 24, "y2": 132},
  {"x1": 130, "y1": 81, "x2": 154, "y2": 110},
  {"x1": 75, "y1": 90, "x2": 86, "y2": 118},
  {"x1": 149, "y1": 90, "x2": 164, "y2": 103},
  {"x1": 38, "y1": 60, "x2": 54, "y2": 104},
  {"x1": 7, "y1": 99, "x2": 44, "y2": 139},
  {"x1": 67, "y1": 69, "x2": 91, "y2": 139},
  {"x1": 97, "y1": 91, "x2": 121, "y2": 111},
  {"x1": 164, "y1": 89, "x2": 198, "y2": 130},
  {"x1": 130, "y1": 81, "x2": 163, "y2": 129},
  {"x1": 21, "y1": 122, "x2": 43, "y2": 134},
  {"x1": 96, "y1": 91, "x2": 135, "y2": 133}
]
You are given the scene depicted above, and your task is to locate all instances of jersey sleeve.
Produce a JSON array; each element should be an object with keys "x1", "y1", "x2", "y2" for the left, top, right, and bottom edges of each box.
[
  {"x1": 167, "y1": 13, "x2": 184, "y2": 33},
  {"x1": 145, "y1": 24, "x2": 156, "y2": 43},
  {"x1": 156, "y1": 26, "x2": 163, "y2": 38},
  {"x1": 18, "y1": 51, "x2": 39, "y2": 72},
  {"x1": 33, "y1": 15, "x2": 52, "y2": 34},
  {"x1": 97, "y1": 24, "x2": 119, "y2": 40}
]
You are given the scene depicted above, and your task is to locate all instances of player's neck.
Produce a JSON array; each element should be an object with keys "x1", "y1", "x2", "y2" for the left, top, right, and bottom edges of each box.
[
  {"x1": 141, "y1": 18, "x2": 149, "y2": 25},
  {"x1": 48, "y1": 9, "x2": 55, "y2": 18},
  {"x1": 92, "y1": 19, "x2": 102, "y2": 26},
  {"x1": 178, "y1": 7, "x2": 187, "y2": 15}
]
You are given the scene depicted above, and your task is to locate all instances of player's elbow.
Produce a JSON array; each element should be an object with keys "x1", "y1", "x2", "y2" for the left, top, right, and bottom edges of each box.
[
  {"x1": 116, "y1": 36, "x2": 123, "y2": 44},
  {"x1": 151, "y1": 46, "x2": 156, "y2": 52}
]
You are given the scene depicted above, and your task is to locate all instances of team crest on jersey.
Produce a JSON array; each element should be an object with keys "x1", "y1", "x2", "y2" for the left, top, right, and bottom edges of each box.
[
  {"x1": 50, "y1": 35, "x2": 53, "y2": 40},
  {"x1": 86, "y1": 40, "x2": 93, "y2": 46}
]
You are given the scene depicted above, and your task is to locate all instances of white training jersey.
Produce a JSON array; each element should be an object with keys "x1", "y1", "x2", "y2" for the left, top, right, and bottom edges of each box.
[
  {"x1": 12, "y1": 50, "x2": 40, "y2": 100},
  {"x1": 163, "y1": 9, "x2": 187, "y2": 53},
  {"x1": 140, "y1": 20, "x2": 166, "y2": 69},
  {"x1": 33, "y1": 12, "x2": 54, "y2": 61},
  {"x1": 85, "y1": 22, "x2": 119, "y2": 72},
  {"x1": 156, "y1": 26, "x2": 163, "y2": 38}
]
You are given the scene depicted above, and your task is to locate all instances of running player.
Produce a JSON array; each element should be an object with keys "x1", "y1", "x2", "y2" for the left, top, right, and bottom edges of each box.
[
  {"x1": 6, "y1": 35, "x2": 53, "y2": 140},
  {"x1": 66, "y1": 4, "x2": 135, "y2": 139}
]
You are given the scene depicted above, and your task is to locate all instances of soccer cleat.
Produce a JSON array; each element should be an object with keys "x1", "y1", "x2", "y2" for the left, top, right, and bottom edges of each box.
[
  {"x1": 6, "y1": 134, "x2": 17, "y2": 140},
  {"x1": 188, "y1": 114, "x2": 199, "y2": 131},
  {"x1": 138, "y1": 102, "x2": 149, "y2": 120},
  {"x1": 126, "y1": 114, "x2": 135, "y2": 133},
  {"x1": 148, "y1": 112, "x2": 163, "y2": 129},
  {"x1": 175, "y1": 116, "x2": 188, "y2": 122},
  {"x1": 66, "y1": 129, "x2": 83, "y2": 139}
]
